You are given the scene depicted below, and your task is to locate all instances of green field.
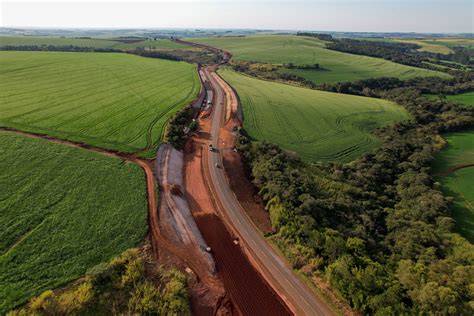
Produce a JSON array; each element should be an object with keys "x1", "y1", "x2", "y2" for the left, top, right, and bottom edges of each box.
[
  {"x1": 189, "y1": 35, "x2": 450, "y2": 83},
  {"x1": 0, "y1": 36, "x2": 191, "y2": 51},
  {"x1": 424, "y1": 38, "x2": 474, "y2": 50},
  {"x1": 0, "y1": 131, "x2": 148, "y2": 313},
  {"x1": 0, "y1": 51, "x2": 200, "y2": 157},
  {"x1": 219, "y1": 68, "x2": 410, "y2": 162},
  {"x1": 424, "y1": 91, "x2": 474, "y2": 107},
  {"x1": 394, "y1": 39, "x2": 454, "y2": 54},
  {"x1": 432, "y1": 131, "x2": 474, "y2": 242}
]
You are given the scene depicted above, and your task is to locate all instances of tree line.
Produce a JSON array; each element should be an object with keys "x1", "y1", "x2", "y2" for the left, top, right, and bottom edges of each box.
[
  {"x1": 235, "y1": 73, "x2": 474, "y2": 314},
  {"x1": 0, "y1": 45, "x2": 223, "y2": 64}
]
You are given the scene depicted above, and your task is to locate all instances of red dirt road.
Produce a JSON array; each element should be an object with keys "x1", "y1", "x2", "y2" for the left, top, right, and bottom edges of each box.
[{"x1": 184, "y1": 112, "x2": 290, "y2": 315}]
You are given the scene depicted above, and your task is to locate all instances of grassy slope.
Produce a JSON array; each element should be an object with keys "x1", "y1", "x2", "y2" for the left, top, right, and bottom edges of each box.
[
  {"x1": 189, "y1": 35, "x2": 450, "y2": 84},
  {"x1": 393, "y1": 39, "x2": 453, "y2": 54},
  {"x1": 0, "y1": 131, "x2": 148, "y2": 313},
  {"x1": 0, "y1": 36, "x2": 191, "y2": 51},
  {"x1": 425, "y1": 38, "x2": 474, "y2": 50},
  {"x1": 0, "y1": 51, "x2": 200, "y2": 157},
  {"x1": 424, "y1": 91, "x2": 474, "y2": 107},
  {"x1": 219, "y1": 68, "x2": 410, "y2": 162},
  {"x1": 432, "y1": 131, "x2": 474, "y2": 242}
]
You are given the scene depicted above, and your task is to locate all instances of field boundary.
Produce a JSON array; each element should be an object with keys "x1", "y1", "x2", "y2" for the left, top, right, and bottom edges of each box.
[
  {"x1": 433, "y1": 163, "x2": 474, "y2": 176},
  {"x1": 0, "y1": 127, "x2": 223, "y2": 289}
]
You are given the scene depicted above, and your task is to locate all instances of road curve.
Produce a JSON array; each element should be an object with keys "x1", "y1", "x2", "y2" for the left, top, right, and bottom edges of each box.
[{"x1": 201, "y1": 68, "x2": 335, "y2": 316}]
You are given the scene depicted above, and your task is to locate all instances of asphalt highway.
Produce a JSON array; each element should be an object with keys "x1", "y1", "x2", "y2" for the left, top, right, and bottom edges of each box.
[{"x1": 201, "y1": 67, "x2": 335, "y2": 316}]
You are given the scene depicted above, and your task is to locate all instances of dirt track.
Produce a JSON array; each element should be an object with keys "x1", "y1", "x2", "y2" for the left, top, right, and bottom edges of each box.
[
  {"x1": 433, "y1": 163, "x2": 474, "y2": 176},
  {"x1": 0, "y1": 127, "x2": 226, "y2": 314},
  {"x1": 183, "y1": 85, "x2": 290, "y2": 314}
]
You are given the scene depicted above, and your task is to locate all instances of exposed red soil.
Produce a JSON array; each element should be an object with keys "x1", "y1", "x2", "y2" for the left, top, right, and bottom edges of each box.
[
  {"x1": 219, "y1": 119, "x2": 273, "y2": 233},
  {"x1": 196, "y1": 213, "x2": 289, "y2": 316},
  {"x1": 183, "y1": 108, "x2": 290, "y2": 315},
  {"x1": 0, "y1": 127, "x2": 225, "y2": 315}
]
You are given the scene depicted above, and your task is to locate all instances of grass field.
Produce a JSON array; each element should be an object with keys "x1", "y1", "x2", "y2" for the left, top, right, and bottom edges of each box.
[
  {"x1": 189, "y1": 35, "x2": 450, "y2": 84},
  {"x1": 424, "y1": 91, "x2": 474, "y2": 107},
  {"x1": 432, "y1": 131, "x2": 474, "y2": 242},
  {"x1": 0, "y1": 131, "x2": 148, "y2": 313},
  {"x1": 0, "y1": 51, "x2": 200, "y2": 157},
  {"x1": 0, "y1": 36, "x2": 192, "y2": 51},
  {"x1": 394, "y1": 39, "x2": 454, "y2": 54},
  {"x1": 424, "y1": 38, "x2": 474, "y2": 50},
  {"x1": 219, "y1": 68, "x2": 410, "y2": 162}
]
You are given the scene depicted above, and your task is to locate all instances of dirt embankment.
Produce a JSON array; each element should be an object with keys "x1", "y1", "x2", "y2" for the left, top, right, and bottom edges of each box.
[
  {"x1": 213, "y1": 70, "x2": 355, "y2": 316},
  {"x1": 0, "y1": 127, "x2": 227, "y2": 315},
  {"x1": 183, "y1": 102, "x2": 290, "y2": 315}
]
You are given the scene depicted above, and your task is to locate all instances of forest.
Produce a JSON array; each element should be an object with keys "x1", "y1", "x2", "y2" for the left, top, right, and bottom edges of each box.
[
  {"x1": 324, "y1": 38, "x2": 472, "y2": 68},
  {"x1": 236, "y1": 71, "x2": 474, "y2": 314}
]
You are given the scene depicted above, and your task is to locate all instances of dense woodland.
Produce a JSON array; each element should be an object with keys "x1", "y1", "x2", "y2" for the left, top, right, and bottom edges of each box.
[
  {"x1": 325, "y1": 38, "x2": 473, "y2": 68},
  {"x1": 296, "y1": 32, "x2": 473, "y2": 74},
  {"x1": 236, "y1": 71, "x2": 474, "y2": 314}
]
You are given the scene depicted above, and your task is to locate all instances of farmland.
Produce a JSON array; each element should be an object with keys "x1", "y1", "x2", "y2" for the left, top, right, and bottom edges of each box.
[
  {"x1": 0, "y1": 131, "x2": 148, "y2": 313},
  {"x1": 0, "y1": 51, "x2": 200, "y2": 157},
  {"x1": 189, "y1": 35, "x2": 450, "y2": 83},
  {"x1": 424, "y1": 91, "x2": 474, "y2": 107},
  {"x1": 393, "y1": 39, "x2": 454, "y2": 54},
  {"x1": 432, "y1": 131, "x2": 474, "y2": 242},
  {"x1": 219, "y1": 68, "x2": 410, "y2": 162},
  {"x1": 423, "y1": 38, "x2": 474, "y2": 50},
  {"x1": 0, "y1": 36, "x2": 192, "y2": 51}
]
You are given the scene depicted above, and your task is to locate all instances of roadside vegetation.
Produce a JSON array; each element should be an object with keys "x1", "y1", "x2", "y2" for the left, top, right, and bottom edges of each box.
[
  {"x1": 188, "y1": 35, "x2": 450, "y2": 84},
  {"x1": 0, "y1": 51, "x2": 200, "y2": 157},
  {"x1": 0, "y1": 132, "x2": 148, "y2": 313},
  {"x1": 219, "y1": 68, "x2": 410, "y2": 162},
  {"x1": 8, "y1": 248, "x2": 190, "y2": 315},
  {"x1": 235, "y1": 71, "x2": 474, "y2": 314}
]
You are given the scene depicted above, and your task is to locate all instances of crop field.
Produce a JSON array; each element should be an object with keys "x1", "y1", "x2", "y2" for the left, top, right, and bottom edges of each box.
[
  {"x1": 423, "y1": 38, "x2": 474, "y2": 50},
  {"x1": 424, "y1": 91, "x2": 474, "y2": 107},
  {"x1": 432, "y1": 131, "x2": 474, "y2": 242},
  {"x1": 0, "y1": 36, "x2": 192, "y2": 51},
  {"x1": 0, "y1": 51, "x2": 200, "y2": 157},
  {"x1": 219, "y1": 68, "x2": 410, "y2": 162},
  {"x1": 0, "y1": 131, "x2": 148, "y2": 313},
  {"x1": 396, "y1": 39, "x2": 453, "y2": 54},
  {"x1": 189, "y1": 35, "x2": 450, "y2": 83}
]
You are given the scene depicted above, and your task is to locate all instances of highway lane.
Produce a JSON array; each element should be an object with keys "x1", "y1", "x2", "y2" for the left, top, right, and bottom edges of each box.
[{"x1": 201, "y1": 67, "x2": 335, "y2": 316}]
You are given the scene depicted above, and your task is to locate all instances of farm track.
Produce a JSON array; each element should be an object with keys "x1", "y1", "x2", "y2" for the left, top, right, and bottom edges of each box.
[
  {"x1": 432, "y1": 163, "x2": 474, "y2": 177},
  {"x1": 0, "y1": 127, "x2": 222, "y2": 297}
]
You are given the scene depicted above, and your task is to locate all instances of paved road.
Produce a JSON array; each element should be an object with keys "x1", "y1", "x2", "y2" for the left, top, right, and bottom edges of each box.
[{"x1": 201, "y1": 68, "x2": 335, "y2": 316}]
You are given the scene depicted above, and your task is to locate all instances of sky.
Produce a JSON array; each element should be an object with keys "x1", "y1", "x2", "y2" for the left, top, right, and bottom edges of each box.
[{"x1": 1, "y1": 0, "x2": 473, "y2": 33}]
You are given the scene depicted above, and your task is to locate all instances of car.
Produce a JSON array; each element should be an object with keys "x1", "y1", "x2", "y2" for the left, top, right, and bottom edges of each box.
[{"x1": 215, "y1": 163, "x2": 219, "y2": 168}]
